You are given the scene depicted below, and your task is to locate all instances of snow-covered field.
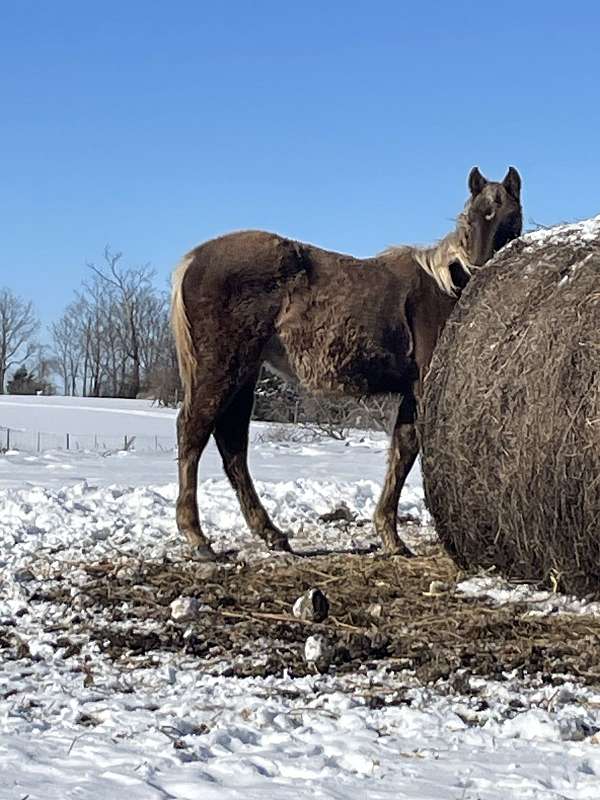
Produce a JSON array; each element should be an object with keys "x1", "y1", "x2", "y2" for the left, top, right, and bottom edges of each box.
[{"x1": 2, "y1": 396, "x2": 600, "y2": 799}]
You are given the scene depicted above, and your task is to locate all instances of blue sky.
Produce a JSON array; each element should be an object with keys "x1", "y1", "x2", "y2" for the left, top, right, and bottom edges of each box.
[{"x1": 2, "y1": 0, "x2": 600, "y2": 324}]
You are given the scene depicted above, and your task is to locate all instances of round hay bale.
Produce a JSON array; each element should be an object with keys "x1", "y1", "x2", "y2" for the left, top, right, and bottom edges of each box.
[{"x1": 421, "y1": 215, "x2": 600, "y2": 595}]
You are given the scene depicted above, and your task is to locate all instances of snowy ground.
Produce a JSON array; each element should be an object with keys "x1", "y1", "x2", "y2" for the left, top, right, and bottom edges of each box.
[{"x1": 2, "y1": 396, "x2": 600, "y2": 798}]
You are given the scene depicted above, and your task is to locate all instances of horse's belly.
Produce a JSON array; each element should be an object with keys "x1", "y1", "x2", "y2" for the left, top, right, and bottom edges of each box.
[{"x1": 264, "y1": 334, "x2": 409, "y2": 396}]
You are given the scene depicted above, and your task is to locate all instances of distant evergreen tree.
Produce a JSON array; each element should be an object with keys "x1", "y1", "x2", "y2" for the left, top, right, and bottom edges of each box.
[{"x1": 7, "y1": 366, "x2": 47, "y2": 395}]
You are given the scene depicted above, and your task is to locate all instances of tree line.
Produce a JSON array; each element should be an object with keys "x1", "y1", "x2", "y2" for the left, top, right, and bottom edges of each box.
[{"x1": 1, "y1": 248, "x2": 179, "y2": 403}]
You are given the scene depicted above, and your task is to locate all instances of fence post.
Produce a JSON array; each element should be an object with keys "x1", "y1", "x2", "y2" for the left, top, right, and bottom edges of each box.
[
  {"x1": 124, "y1": 435, "x2": 128, "y2": 450},
  {"x1": 155, "y1": 435, "x2": 158, "y2": 451},
  {"x1": 66, "y1": 433, "x2": 70, "y2": 450},
  {"x1": 6, "y1": 429, "x2": 9, "y2": 450},
  {"x1": 37, "y1": 432, "x2": 41, "y2": 452}
]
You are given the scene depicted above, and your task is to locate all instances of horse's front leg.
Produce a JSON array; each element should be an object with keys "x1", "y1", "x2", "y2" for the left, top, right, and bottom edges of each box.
[{"x1": 374, "y1": 389, "x2": 419, "y2": 556}]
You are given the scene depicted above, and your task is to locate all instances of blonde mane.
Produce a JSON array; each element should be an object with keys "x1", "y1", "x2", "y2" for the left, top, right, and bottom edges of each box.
[{"x1": 385, "y1": 209, "x2": 472, "y2": 296}]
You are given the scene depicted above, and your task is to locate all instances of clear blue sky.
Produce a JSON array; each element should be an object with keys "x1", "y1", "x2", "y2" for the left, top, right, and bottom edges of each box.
[{"x1": 2, "y1": 0, "x2": 599, "y2": 324}]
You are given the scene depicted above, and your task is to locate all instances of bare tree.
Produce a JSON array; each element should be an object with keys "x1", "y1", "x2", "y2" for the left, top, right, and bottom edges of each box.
[
  {"x1": 87, "y1": 248, "x2": 156, "y2": 398},
  {"x1": 77, "y1": 275, "x2": 112, "y2": 397},
  {"x1": 51, "y1": 300, "x2": 86, "y2": 395},
  {"x1": 50, "y1": 247, "x2": 173, "y2": 399},
  {"x1": 0, "y1": 288, "x2": 39, "y2": 394},
  {"x1": 254, "y1": 370, "x2": 396, "y2": 438},
  {"x1": 144, "y1": 294, "x2": 182, "y2": 405}
]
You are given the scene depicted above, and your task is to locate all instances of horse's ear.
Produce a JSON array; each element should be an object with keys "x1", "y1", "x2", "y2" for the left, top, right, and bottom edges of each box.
[
  {"x1": 502, "y1": 166, "x2": 521, "y2": 200},
  {"x1": 468, "y1": 166, "x2": 487, "y2": 197}
]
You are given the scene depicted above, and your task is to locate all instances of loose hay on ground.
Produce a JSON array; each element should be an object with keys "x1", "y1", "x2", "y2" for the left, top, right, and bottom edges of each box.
[
  {"x1": 421, "y1": 217, "x2": 600, "y2": 596},
  {"x1": 28, "y1": 545, "x2": 600, "y2": 687}
]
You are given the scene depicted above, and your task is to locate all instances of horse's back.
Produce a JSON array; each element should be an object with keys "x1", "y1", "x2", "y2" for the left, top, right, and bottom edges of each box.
[{"x1": 183, "y1": 230, "x2": 303, "y2": 294}]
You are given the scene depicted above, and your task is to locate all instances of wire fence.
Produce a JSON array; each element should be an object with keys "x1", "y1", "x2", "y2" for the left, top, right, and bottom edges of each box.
[{"x1": 0, "y1": 427, "x2": 176, "y2": 454}]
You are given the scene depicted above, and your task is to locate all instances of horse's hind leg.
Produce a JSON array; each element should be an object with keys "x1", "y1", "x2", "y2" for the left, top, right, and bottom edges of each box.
[
  {"x1": 213, "y1": 380, "x2": 291, "y2": 551},
  {"x1": 373, "y1": 388, "x2": 419, "y2": 557},
  {"x1": 176, "y1": 403, "x2": 216, "y2": 560}
]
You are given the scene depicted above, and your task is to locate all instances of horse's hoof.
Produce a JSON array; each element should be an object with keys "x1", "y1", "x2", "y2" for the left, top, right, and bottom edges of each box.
[
  {"x1": 386, "y1": 545, "x2": 415, "y2": 558},
  {"x1": 375, "y1": 522, "x2": 416, "y2": 559},
  {"x1": 190, "y1": 543, "x2": 218, "y2": 562},
  {"x1": 265, "y1": 530, "x2": 293, "y2": 553}
]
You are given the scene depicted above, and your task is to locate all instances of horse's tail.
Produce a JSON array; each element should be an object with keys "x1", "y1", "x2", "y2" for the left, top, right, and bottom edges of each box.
[{"x1": 171, "y1": 253, "x2": 197, "y2": 408}]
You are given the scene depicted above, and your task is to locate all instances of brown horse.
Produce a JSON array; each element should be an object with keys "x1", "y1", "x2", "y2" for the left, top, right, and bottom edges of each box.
[{"x1": 172, "y1": 166, "x2": 522, "y2": 559}]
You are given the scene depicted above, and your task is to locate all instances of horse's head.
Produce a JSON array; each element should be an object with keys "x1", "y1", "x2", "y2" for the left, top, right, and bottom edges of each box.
[{"x1": 464, "y1": 166, "x2": 523, "y2": 267}]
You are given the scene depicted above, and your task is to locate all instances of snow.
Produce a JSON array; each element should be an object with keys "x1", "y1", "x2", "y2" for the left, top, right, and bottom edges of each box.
[
  {"x1": 523, "y1": 214, "x2": 600, "y2": 246},
  {"x1": 458, "y1": 576, "x2": 600, "y2": 618},
  {"x1": 523, "y1": 215, "x2": 600, "y2": 289},
  {"x1": 2, "y1": 396, "x2": 600, "y2": 798},
  {"x1": 0, "y1": 395, "x2": 178, "y2": 434},
  {"x1": 0, "y1": 395, "x2": 422, "y2": 492},
  {"x1": 496, "y1": 213, "x2": 600, "y2": 288},
  {"x1": 3, "y1": 655, "x2": 600, "y2": 799}
]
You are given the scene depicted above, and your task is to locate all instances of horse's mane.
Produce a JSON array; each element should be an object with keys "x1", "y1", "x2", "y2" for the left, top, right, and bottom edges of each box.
[{"x1": 383, "y1": 205, "x2": 472, "y2": 296}]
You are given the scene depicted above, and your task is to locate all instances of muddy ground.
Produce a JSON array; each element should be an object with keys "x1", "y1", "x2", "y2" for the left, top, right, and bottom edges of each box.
[{"x1": 25, "y1": 535, "x2": 600, "y2": 691}]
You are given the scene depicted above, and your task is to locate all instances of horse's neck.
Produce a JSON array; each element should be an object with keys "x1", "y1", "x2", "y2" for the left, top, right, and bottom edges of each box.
[{"x1": 412, "y1": 229, "x2": 469, "y2": 297}]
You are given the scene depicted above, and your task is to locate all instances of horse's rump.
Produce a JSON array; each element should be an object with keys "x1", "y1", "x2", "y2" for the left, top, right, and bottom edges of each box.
[{"x1": 173, "y1": 231, "x2": 307, "y2": 403}]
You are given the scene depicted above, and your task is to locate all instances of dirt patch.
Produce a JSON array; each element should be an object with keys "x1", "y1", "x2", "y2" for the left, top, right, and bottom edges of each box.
[{"x1": 31, "y1": 544, "x2": 600, "y2": 687}]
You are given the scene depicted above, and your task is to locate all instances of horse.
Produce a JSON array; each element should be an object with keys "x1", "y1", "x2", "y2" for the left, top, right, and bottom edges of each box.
[{"x1": 171, "y1": 166, "x2": 523, "y2": 560}]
